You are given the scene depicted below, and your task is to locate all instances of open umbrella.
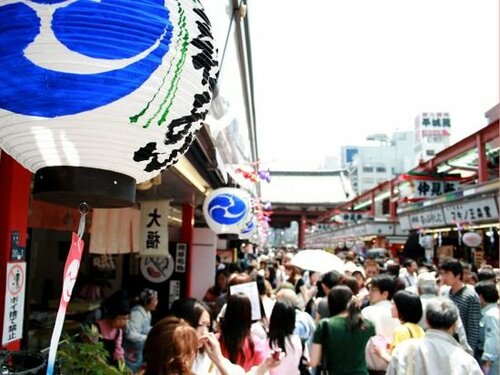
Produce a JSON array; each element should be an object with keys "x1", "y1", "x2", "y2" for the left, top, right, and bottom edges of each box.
[{"x1": 290, "y1": 249, "x2": 345, "y2": 274}]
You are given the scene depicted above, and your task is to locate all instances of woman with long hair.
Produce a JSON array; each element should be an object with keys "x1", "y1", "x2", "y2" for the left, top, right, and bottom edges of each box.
[
  {"x1": 203, "y1": 269, "x2": 229, "y2": 303},
  {"x1": 310, "y1": 285, "x2": 375, "y2": 374},
  {"x1": 171, "y1": 297, "x2": 280, "y2": 375},
  {"x1": 143, "y1": 316, "x2": 198, "y2": 375},
  {"x1": 268, "y1": 300, "x2": 304, "y2": 375},
  {"x1": 218, "y1": 293, "x2": 269, "y2": 371}
]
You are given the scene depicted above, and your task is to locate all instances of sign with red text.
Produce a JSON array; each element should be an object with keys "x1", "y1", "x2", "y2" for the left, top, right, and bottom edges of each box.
[{"x1": 2, "y1": 262, "x2": 26, "y2": 345}]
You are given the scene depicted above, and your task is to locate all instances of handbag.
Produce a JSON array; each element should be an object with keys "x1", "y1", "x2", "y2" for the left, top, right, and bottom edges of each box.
[
  {"x1": 298, "y1": 338, "x2": 311, "y2": 375},
  {"x1": 315, "y1": 320, "x2": 329, "y2": 375},
  {"x1": 365, "y1": 334, "x2": 389, "y2": 371}
]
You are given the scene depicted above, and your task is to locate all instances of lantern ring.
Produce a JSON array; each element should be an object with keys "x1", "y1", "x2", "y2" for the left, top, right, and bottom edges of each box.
[{"x1": 79, "y1": 202, "x2": 89, "y2": 216}]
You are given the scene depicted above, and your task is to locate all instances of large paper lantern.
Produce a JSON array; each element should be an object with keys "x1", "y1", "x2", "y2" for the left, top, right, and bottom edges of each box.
[
  {"x1": 0, "y1": 0, "x2": 218, "y2": 208},
  {"x1": 462, "y1": 232, "x2": 482, "y2": 248},
  {"x1": 203, "y1": 188, "x2": 252, "y2": 235}
]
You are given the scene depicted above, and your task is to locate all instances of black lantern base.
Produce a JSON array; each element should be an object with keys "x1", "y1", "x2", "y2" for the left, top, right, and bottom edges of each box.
[{"x1": 32, "y1": 166, "x2": 136, "y2": 208}]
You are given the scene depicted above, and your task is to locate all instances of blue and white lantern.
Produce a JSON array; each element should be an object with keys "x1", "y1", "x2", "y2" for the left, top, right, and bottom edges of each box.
[
  {"x1": 203, "y1": 188, "x2": 252, "y2": 235},
  {"x1": 0, "y1": 0, "x2": 218, "y2": 207},
  {"x1": 239, "y1": 215, "x2": 257, "y2": 240}
]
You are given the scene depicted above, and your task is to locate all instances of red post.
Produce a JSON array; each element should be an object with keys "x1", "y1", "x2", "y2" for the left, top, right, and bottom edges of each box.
[
  {"x1": 476, "y1": 133, "x2": 488, "y2": 183},
  {"x1": 389, "y1": 180, "x2": 396, "y2": 220},
  {"x1": 0, "y1": 154, "x2": 31, "y2": 350},
  {"x1": 370, "y1": 191, "x2": 376, "y2": 217},
  {"x1": 180, "y1": 204, "x2": 194, "y2": 297},
  {"x1": 298, "y1": 214, "x2": 306, "y2": 249}
]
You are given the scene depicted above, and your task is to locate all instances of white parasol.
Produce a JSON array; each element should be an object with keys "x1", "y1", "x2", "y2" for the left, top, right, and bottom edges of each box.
[{"x1": 290, "y1": 249, "x2": 346, "y2": 274}]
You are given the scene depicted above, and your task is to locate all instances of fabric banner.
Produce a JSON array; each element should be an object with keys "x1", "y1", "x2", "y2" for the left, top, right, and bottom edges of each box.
[
  {"x1": 89, "y1": 207, "x2": 140, "y2": 254},
  {"x1": 140, "y1": 200, "x2": 170, "y2": 257},
  {"x1": 46, "y1": 233, "x2": 84, "y2": 375}
]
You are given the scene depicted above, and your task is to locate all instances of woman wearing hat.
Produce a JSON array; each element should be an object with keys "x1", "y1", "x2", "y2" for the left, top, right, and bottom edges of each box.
[{"x1": 123, "y1": 288, "x2": 158, "y2": 373}]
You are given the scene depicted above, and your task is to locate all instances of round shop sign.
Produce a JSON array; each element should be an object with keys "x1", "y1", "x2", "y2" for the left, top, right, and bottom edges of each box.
[{"x1": 140, "y1": 255, "x2": 174, "y2": 283}]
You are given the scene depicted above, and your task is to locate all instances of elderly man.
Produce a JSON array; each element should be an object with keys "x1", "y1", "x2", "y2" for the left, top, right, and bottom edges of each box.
[
  {"x1": 417, "y1": 272, "x2": 473, "y2": 355},
  {"x1": 387, "y1": 299, "x2": 482, "y2": 375}
]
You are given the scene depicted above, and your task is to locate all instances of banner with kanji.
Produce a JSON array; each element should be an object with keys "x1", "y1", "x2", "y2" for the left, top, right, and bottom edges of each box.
[{"x1": 140, "y1": 200, "x2": 170, "y2": 257}]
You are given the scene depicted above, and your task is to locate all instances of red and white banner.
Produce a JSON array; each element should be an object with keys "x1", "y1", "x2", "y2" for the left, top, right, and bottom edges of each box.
[{"x1": 47, "y1": 233, "x2": 84, "y2": 374}]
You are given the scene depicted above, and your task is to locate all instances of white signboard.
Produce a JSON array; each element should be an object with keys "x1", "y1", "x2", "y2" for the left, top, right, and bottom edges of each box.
[
  {"x1": 2, "y1": 262, "x2": 26, "y2": 345},
  {"x1": 229, "y1": 281, "x2": 261, "y2": 320},
  {"x1": 408, "y1": 207, "x2": 446, "y2": 229},
  {"x1": 443, "y1": 197, "x2": 499, "y2": 224},
  {"x1": 414, "y1": 180, "x2": 459, "y2": 199},
  {"x1": 140, "y1": 200, "x2": 170, "y2": 257}
]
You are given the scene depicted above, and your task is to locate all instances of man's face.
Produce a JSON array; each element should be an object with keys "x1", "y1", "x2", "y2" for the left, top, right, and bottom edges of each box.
[
  {"x1": 369, "y1": 285, "x2": 385, "y2": 304},
  {"x1": 365, "y1": 265, "x2": 379, "y2": 279},
  {"x1": 408, "y1": 262, "x2": 418, "y2": 274},
  {"x1": 439, "y1": 270, "x2": 458, "y2": 286}
]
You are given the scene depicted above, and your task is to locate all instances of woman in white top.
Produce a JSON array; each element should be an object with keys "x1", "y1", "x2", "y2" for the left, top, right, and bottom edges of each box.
[{"x1": 267, "y1": 300, "x2": 306, "y2": 375}]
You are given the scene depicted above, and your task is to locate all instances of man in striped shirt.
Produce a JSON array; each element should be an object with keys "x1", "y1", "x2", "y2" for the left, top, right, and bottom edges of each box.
[{"x1": 439, "y1": 259, "x2": 482, "y2": 359}]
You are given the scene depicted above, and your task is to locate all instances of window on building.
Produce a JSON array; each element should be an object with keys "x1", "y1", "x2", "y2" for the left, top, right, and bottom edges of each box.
[
  {"x1": 376, "y1": 166, "x2": 386, "y2": 173},
  {"x1": 426, "y1": 149, "x2": 435, "y2": 156},
  {"x1": 363, "y1": 166, "x2": 373, "y2": 172}
]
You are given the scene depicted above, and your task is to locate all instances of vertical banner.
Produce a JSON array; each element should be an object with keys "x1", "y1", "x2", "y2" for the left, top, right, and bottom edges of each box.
[
  {"x1": 47, "y1": 233, "x2": 84, "y2": 375},
  {"x1": 140, "y1": 200, "x2": 170, "y2": 257},
  {"x1": 2, "y1": 262, "x2": 26, "y2": 346}
]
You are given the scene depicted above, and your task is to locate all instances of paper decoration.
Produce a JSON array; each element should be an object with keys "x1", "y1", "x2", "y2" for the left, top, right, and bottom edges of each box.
[
  {"x1": 203, "y1": 188, "x2": 251, "y2": 234},
  {"x1": 0, "y1": 0, "x2": 218, "y2": 184},
  {"x1": 462, "y1": 232, "x2": 482, "y2": 248}
]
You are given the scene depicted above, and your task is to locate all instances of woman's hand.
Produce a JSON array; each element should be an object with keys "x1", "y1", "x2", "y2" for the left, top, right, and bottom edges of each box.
[
  {"x1": 202, "y1": 332, "x2": 223, "y2": 364},
  {"x1": 373, "y1": 345, "x2": 391, "y2": 363}
]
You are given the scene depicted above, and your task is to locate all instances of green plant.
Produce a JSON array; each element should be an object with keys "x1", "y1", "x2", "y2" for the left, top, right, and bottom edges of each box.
[{"x1": 57, "y1": 325, "x2": 130, "y2": 375}]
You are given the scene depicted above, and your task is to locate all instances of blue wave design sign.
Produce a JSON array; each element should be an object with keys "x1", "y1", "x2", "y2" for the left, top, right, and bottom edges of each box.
[
  {"x1": 0, "y1": 0, "x2": 171, "y2": 117},
  {"x1": 203, "y1": 188, "x2": 251, "y2": 234}
]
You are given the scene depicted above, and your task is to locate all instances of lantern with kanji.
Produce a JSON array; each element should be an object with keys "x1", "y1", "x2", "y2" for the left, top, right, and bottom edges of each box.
[{"x1": 0, "y1": 0, "x2": 218, "y2": 208}]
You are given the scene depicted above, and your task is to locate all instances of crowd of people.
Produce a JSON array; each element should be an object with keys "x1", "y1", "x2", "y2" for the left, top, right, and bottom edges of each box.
[{"x1": 85, "y1": 248, "x2": 499, "y2": 374}]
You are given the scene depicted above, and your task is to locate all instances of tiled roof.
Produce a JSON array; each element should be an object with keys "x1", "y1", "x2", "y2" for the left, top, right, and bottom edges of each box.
[{"x1": 260, "y1": 171, "x2": 355, "y2": 205}]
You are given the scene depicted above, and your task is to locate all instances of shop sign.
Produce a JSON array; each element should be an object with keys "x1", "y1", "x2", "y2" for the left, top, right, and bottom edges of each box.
[
  {"x1": 2, "y1": 262, "x2": 26, "y2": 346},
  {"x1": 140, "y1": 200, "x2": 170, "y2": 257},
  {"x1": 414, "y1": 180, "x2": 459, "y2": 198},
  {"x1": 408, "y1": 207, "x2": 446, "y2": 229},
  {"x1": 443, "y1": 197, "x2": 499, "y2": 224}
]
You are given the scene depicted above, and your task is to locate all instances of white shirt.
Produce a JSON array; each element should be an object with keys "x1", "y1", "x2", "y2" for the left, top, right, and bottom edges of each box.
[
  {"x1": 362, "y1": 300, "x2": 400, "y2": 343},
  {"x1": 387, "y1": 329, "x2": 482, "y2": 375}
]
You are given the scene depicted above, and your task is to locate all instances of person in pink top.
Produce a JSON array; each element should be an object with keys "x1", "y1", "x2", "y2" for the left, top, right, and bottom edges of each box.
[
  {"x1": 94, "y1": 290, "x2": 130, "y2": 368},
  {"x1": 218, "y1": 293, "x2": 269, "y2": 371},
  {"x1": 268, "y1": 300, "x2": 305, "y2": 375}
]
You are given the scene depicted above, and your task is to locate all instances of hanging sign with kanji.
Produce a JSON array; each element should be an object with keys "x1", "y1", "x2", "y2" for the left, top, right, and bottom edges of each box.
[
  {"x1": 2, "y1": 262, "x2": 26, "y2": 346},
  {"x1": 140, "y1": 200, "x2": 170, "y2": 257}
]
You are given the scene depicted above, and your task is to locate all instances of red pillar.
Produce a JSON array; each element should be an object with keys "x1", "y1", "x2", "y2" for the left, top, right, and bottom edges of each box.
[
  {"x1": 180, "y1": 204, "x2": 194, "y2": 297},
  {"x1": 0, "y1": 154, "x2": 31, "y2": 350},
  {"x1": 370, "y1": 191, "x2": 376, "y2": 217},
  {"x1": 389, "y1": 180, "x2": 396, "y2": 220},
  {"x1": 476, "y1": 133, "x2": 488, "y2": 183},
  {"x1": 298, "y1": 214, "x2": 306, "y2": 249}
]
